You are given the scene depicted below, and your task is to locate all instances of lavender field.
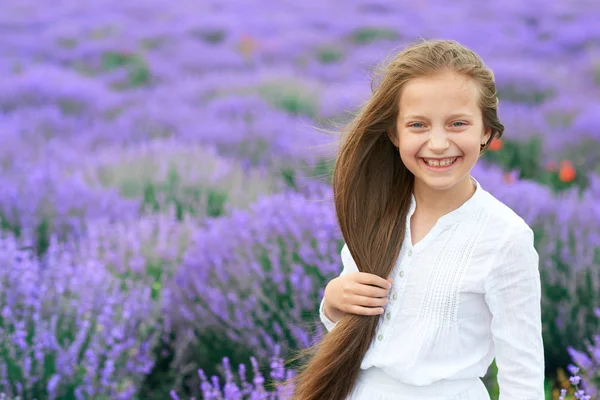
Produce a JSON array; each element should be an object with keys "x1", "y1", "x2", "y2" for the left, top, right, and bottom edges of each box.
[{"x1": 1, "y1": 0, "x2": 600, "y2": 399}]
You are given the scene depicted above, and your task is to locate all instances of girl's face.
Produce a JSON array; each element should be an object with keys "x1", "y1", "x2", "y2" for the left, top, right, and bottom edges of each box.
[{"x1": 390, "y1": 70, "x2": 492, "y2": 192}]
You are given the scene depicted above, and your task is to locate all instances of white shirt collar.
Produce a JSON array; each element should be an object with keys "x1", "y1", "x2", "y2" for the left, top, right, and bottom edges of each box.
[{"x1": 408, "y1": 176, "x2": 484, "y2": 225}]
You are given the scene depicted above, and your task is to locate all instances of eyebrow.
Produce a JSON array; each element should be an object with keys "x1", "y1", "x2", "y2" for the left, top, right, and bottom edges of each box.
[{"x1": 401, "y1": 113, "x2": 474, "y2": 121}]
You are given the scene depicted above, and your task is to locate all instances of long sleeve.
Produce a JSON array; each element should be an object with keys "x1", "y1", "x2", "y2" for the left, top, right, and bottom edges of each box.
[
  {"x1": 319, "y1": 243, "x2": 359, "y2": 332},
  {"x1": 484, "y1": 226, "x2": 545, "y2": 400}
]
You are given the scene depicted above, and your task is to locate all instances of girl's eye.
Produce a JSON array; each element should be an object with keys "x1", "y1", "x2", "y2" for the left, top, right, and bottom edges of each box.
[
  {"x1": 409, "y1": 122, "x2": 425, "y2": 128},
  {"x1": 452, "y1": 121, "x2": 467, "y2": 127}
]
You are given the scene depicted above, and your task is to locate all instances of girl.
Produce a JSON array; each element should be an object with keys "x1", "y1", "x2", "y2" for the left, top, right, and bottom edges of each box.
[{"x1": 293, "y1": 39, "x2": 544, "y2": 400}]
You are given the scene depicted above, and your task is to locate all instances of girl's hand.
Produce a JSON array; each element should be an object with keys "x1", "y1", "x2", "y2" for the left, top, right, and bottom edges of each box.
[{"x1": 323, "y1": 272, "x2": 393, "y2": 322}]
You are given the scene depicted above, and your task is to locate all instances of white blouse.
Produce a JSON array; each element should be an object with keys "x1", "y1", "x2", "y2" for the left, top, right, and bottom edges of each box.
[{"x1": 320, "y1": 177, "x2": 545, "y2": 399}]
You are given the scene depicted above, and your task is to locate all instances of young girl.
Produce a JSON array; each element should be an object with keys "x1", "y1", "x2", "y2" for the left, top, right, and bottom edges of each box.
[{"x1": 292, "y1": 39, "x2": 544, "y2": 400}]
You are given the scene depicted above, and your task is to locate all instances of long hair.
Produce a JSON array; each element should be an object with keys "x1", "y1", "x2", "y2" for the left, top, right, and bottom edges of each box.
[{"x1": 291, "y1": 39, "x2": 505, "y2": 400}]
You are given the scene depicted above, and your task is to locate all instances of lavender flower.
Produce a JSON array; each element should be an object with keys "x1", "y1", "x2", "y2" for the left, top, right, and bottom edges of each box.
[
  {"x1": 488, "y1": 58, "x2": 556, "y2": 105},
  {"x1": 566, "y1": 308, "x2": 600, "y2": 398},
  {"x1": 0, "y1": 162, "x2": 139, "y2": 254},
  {"x1": 556, "y1": 365, "x2": 593, "y2": 400},
  {"x1": 0, "y1": 65, "x2": 118, "y2": 114},
  {"x1": 168, "y1": 186, "x2": 339, "y2": 391},
  {"x1": 171, "y1": 347, "x2": 294, "y2": 400},
  {"x1": 79, "y1": 138, "x2": 283, "y2": 219},
  {"x1": 0, "y1": 232, "x2": 160, "y2": 399}
]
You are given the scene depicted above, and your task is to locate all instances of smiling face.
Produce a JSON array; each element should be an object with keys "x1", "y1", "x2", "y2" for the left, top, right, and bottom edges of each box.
[{"x1": 389, "y1": 70, "x2": 492, "y2": 192}]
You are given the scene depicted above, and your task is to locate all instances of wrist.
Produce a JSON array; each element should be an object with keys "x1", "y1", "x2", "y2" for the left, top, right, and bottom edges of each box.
[
  {"x1": 323, "y1": 285, "x2": 344, "y2": 322},
  {"x1": 324, "y1": 300, "x2": 343, "y2": 322}
]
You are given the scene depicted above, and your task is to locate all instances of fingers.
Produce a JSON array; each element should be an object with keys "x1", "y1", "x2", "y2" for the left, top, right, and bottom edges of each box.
[
  {"x1": 347, "y1": 304, "x2": 386, "y2": 316},
  {"x1": 350, "y1": 294, "x2": 389, "y2": 309},
  {"x1": 332, "y1": 273, "x2": 394, "y2": 318},
  {"x1": 355, "y1": 272, "x2": 392, "y2": 289},
  {"x1": 353, "y1": 283, "x2": 389, "y2": 298}
]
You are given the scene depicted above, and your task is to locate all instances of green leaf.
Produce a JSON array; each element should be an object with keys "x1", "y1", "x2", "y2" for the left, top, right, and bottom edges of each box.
[{"x1": 351, "y1": 27, "x2": 399, "y2": 44}]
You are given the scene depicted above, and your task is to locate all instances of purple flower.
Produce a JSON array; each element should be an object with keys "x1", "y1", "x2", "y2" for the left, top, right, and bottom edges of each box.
[
  {"x1": 0, "y1": 65, "x2": 118, "y2": 114},
  {"x1": 0, "y1": 232, "x2": 160, "y2": 398},
  {"x1": 172, "y1": 351, "x2": 294, "y2": 399},
  {"x1": 167, "y1": 186, "x2": 340, "y2": 386},
  {"x1": 568, "y1": 365, "x2": 581, "y2": 375}
]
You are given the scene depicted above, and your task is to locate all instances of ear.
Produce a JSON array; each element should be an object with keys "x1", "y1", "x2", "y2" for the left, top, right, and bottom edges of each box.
[
  {"x1": 388, "y1": 128, "x2": 399, "y2": 148},
  {"x1": 482, "y1": 127, "x2": 493, "y2": 145}
]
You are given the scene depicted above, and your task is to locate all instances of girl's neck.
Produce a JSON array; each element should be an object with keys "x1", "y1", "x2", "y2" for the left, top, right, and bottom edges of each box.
[{"x1": 412, "y1": 175, "x2": 476, "y2": 220}]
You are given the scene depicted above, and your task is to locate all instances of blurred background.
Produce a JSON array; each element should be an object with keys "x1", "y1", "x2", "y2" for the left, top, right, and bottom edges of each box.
[{"x1": 1, "y1": 0, "x2": 599, "y2": 399}]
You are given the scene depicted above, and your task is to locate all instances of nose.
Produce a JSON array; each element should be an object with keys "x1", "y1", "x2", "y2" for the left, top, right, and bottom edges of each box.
[{"x1": 427, "y1": 128, "x2": 450, "y2": 153}]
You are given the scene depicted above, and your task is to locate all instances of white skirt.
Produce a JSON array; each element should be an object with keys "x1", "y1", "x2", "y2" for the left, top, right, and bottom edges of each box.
[{"x1": 347, "y1": 367, "x2": 491, "y2": 400}]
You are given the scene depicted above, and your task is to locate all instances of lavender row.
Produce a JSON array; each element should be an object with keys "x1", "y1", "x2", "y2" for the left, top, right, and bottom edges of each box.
[
  {"x1": 1, "y1": 66, "x2": 597, "y2": 171},
  {"x1": 0, "y1": 0, "x2": 598, "y2": 170},
  {"x1": 0, "y1": 233, "x2": 160, "y2": 399},
  {"x1": 166, "y1": 183, "x2": 337, "y2": 389},
  {"x1": 0, "y1": 134, "x2": 288, "y2": 257},
  {"x1": 567, "y1": 308, "x2": 600, "y2": 399}
]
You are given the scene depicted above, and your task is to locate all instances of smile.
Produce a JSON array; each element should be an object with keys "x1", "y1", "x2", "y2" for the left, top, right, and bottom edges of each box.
[{"x1": 421, "y1": 157, "x2": 460, "y2": 168}]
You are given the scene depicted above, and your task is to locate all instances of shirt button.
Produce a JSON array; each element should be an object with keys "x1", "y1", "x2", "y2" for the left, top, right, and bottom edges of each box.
[
  {"x1": 408, "y1": 249, "x2": 413, "y2": 257},
  {"x1": 377, "y1": 334, "x2": 383, "y2": 341},
  {"x1": 392, "y1": 293, "x2": 398, "y2": 300},
  {"x1": 399, "y1": 270, "x2": 405, "y2": 277},
  {"x1": 386, "y1": 312, "x2": 391, "y2": 320}
]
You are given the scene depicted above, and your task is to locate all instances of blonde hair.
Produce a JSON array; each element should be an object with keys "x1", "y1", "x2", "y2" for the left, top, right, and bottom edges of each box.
[{"x1": 292, "y1": 38, "x2": 504, "y2": 400}]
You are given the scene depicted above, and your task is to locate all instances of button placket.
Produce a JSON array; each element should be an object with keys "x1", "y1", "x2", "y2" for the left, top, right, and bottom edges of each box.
[
  {"x1": 389, "y1": 247, "x2": 412, "y2": 308},
  {"x1": 379, "y1": 246, "x2": 413, "y2": 348},
  {"x1": 398, "y1": 246, "x2": 412, "y2": 278}
]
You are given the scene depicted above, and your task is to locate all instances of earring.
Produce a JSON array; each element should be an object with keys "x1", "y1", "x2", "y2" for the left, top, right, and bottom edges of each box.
[{"x1": 480, "y1": 143, "x2": 486, "y2": 149}]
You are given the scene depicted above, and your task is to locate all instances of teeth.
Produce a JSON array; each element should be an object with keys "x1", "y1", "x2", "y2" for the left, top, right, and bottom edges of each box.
[{"x1": 424, "y1": 157, "x2": 457, "y2": 167}]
